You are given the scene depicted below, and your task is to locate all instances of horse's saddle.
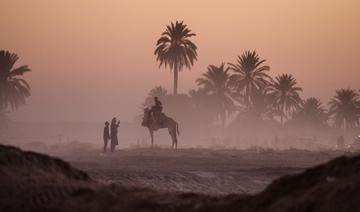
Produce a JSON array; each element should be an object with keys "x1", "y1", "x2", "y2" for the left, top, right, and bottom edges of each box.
[{"x1": 141, "y1": 109, "x2": 166, "y2": 128}]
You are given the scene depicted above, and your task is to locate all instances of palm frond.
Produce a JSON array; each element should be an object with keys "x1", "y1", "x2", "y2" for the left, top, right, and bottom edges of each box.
[{"x1": 0, "y1": 50, "x2": 31, "y2": 111}]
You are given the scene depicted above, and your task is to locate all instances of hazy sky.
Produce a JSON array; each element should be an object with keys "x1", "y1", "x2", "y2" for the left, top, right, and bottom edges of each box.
[{"x1": 1, "y1": 0, "x2": 359, "y2": 122}]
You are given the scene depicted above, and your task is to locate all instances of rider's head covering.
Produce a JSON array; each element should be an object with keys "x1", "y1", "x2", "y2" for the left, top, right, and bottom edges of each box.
[{"x1": 105, "y1": 121, "x2": 109, "y2": 125}]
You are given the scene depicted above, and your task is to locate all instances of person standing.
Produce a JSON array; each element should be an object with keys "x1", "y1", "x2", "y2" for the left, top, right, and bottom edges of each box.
[
  {"x1": 103, "y1": 121, "x2": 110, "y2": 152},
  {"x1": 110, "y1": 117, "x2": 120, "y2": 152}
]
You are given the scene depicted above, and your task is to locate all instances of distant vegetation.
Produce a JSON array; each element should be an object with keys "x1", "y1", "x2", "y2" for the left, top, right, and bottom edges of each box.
[
  {"x1": 0, "y1": 21, "x2": 359, "y2": 141},
  {"x1": 149, "y1": 26, "x2": 360, "y2": 134}
]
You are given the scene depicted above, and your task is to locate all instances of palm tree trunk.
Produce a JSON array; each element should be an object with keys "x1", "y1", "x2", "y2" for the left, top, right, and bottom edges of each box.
[
  {"x1": 221, "y1": 111, "x2": 226, "y2": 127},
  {"x1": 280, "y1": 103, "x2": 285, "y2": 126},
  {"x1": 174, "y1": 66, "x2": 178, "y2": 95},
  {"x1": 245, "y1": 86, "x2": 250, "y2": 108}
]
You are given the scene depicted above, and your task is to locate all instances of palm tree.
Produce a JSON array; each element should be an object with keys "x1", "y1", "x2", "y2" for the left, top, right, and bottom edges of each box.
[
  {"x1": 196, "y1": 63, "x2": 235, "y2": 125},
  {"x1": 267, "y1": 74, "x2": 303, "y2": 125},
  {"x1": 291, "y1": 97, "x2": 328, "y2": 127},
  {"x1": 0, "y1": 50, "x2": 31, "y2": 111},
  {"x1": 154, "y1": 21, "x2": 197, "y2": 95},
  {"x1": 246, "y1": 87, "x2": 275, "y2": 121},
  {"x1": 328, "y1": 88, "x2": 360, "y2": 129},
  {"x1": 229, "y1": 50, "x2": 271, "y2": 106}
]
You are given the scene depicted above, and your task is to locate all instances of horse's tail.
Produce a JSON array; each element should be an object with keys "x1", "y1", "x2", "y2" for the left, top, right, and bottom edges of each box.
[{"x1": 176, "y1": 122, "x2": 180, "y2": 136}]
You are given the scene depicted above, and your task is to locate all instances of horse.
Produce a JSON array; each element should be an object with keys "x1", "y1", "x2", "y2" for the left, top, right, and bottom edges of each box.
[{"x1": 141, "y1": 108, "x2": 179, "y2": 149}]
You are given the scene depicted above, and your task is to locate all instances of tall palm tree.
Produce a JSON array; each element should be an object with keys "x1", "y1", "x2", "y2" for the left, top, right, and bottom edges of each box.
[
  {"x1": 291, "y1": 97, "x2": 328, "y2": 127},
  {"x1": 154, "y1": 21, "x2": 197, "y2": 95},
  {"x1": 267, "y1": 74, "x2": 303, "y2": 125},
  {"x1": 328, "y1": 88, "x2": 360, "y2": 129},
  {"x1": 196, "y1": 63, "x2": 235, "y2": 125},
  {"x1": 0, "y1": 50, "x2": 31, "y2": 111},
  {"x1": 229, "y1": 50, "x2": 271, "y2": 106}
]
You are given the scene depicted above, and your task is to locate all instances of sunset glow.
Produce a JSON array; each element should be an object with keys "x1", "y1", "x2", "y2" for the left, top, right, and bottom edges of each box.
[{"x1": 1, "y1": 0, "x2": 359, "y2": 122}]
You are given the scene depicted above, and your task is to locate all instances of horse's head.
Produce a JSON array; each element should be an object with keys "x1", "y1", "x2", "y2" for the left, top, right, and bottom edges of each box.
[{"x1": 141, "y1": 107, "x2": 150, "y2": 127}]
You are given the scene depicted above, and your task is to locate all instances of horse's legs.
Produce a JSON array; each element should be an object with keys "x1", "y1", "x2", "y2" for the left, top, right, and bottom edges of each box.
[
  {"x1": 149, "y1": 129, "x2": 154, "y2": 148},
  {"x1": 175, "y1": 133, "x2": 178, "y2": 150},
  {"x1": 174, "y1": 127, "x2": 178, "y2": 150},
  {"x1": 168, "y1": 128, "x2": 174, "y2": 149},
  {"x1": 169, "y1": 126, "x2": 177, "y2": 150}
]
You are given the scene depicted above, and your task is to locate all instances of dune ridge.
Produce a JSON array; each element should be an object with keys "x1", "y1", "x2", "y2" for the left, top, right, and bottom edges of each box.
[{"x1": 0, "y1": 144, "x2": 360, "y2": 212}]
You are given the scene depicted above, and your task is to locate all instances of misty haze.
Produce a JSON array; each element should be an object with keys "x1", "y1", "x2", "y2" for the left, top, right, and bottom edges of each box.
[{"x1": 0, "y1": 1, "x2": 360, "y2": 212}]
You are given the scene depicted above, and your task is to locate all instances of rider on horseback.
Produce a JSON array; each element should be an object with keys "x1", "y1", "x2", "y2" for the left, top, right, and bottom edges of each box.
[
  {"x1": 150, "y1": 97, "x2": 163, "y2": 123},
  {"x1": 141, "y1": 97, "x2": 179, "y2": 149}
]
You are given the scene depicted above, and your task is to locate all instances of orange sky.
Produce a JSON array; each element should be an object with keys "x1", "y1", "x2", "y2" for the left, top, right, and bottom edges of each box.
[{"x1": 1, "y1": 0, "x2": 359, "y2": 122}]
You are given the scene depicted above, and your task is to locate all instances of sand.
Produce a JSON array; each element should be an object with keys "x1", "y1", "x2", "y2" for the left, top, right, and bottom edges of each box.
[
  {"x1": 49, "y1": 147, "x2": 341, "y2": 195},
  {"x1": 2, "y1": 144, "x2": 360, "y2": 212}
]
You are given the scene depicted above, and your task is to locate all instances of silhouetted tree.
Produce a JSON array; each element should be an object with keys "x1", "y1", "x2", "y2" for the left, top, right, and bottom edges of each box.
[
  {"x1": 291, "y1": 97, "x2": 328, "y2": 127},
  {"x1": 189, "y1": 88, "x2": 218, "y2": 125},
  {"x1": 0, "y1": 50, "x2": 31, "y2": 111},
  {"x1": 189, "y1": 88, "x2": 208, "y2": 109},
  {"x1": 154, "y1": 21, "x2": 197, "y2": 95},
  {"x1": 328, "y1": 88, "x2": 360, "y2": 129},
  {"x1": 267, "y1": 74, "x2": 302, "y2": 125},
  {"x1": 229, "y1": 51, "x2": 271, "y2": 106},
  {"x1": 196, "y1": 63, "x2": 235, "y2": 126},
  {"x1": 246, "y1": 87, "x2": 275, "y2": 121}
]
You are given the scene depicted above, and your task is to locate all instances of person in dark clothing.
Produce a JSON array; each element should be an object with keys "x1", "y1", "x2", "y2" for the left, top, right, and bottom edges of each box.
[
  {"x1": 110, "y1": 117, "x2": 120, "y2": 152},
  {"x1": 152, "y1": 97, "x2": 162, "y2": 112},
  {"x1": 103, "y1": 121, "x2": 110, "y2": 152},
  {"x1": 150, "y1": 97, "x2": 163, "y2": 123}
]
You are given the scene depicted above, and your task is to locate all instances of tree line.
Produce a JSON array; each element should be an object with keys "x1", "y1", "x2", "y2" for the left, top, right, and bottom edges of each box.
[
  {"x1": 151, "y1": 21, "x2": 360, "y2": 132},
  {"x1": 0, "y1": 21, "x2": 359, "y2": 133}
]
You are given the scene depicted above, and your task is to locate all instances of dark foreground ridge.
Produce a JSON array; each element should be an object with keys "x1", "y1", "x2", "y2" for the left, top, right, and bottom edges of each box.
[{"x1": 0, "y1": 144, "x2": 360, "y2": 212}]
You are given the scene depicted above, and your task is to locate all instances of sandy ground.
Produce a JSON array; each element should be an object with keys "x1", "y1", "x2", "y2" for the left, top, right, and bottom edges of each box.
[
  {"x1": 3, "y1": 144, "x2": 360, "y2": 212},
  {"x1": 42, "y1": 147, "x2": 342, "y2": 195}
]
